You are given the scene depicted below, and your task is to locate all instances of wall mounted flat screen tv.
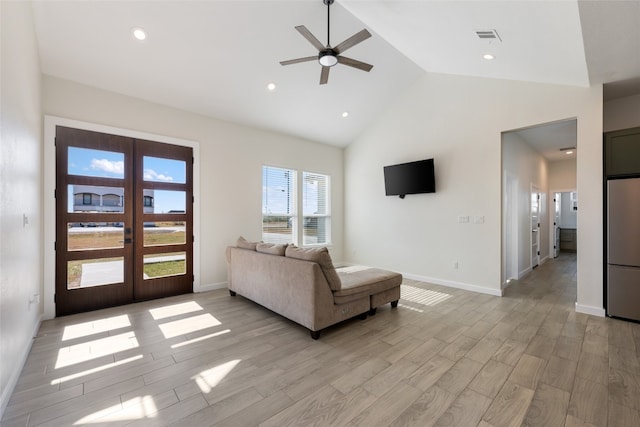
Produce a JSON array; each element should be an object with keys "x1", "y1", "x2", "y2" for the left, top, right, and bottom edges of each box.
[{"x1": 384, "y1": 158, "x2": 435, "y2": 198}]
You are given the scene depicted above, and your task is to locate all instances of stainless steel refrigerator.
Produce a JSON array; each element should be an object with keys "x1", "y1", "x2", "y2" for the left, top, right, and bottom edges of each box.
[{"x1": 607, "y1": 177, "x2": 640, "y2": 321}]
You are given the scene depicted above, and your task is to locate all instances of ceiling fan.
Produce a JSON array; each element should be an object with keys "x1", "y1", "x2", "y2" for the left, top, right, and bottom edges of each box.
[{"x1": 280, "y1": 0, "x2": 373, "y2": 85}]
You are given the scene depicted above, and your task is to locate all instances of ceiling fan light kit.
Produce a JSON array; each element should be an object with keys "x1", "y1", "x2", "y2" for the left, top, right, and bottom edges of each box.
[{"x1": 280, "y1": 0, "x2": 374, "y2": 85}]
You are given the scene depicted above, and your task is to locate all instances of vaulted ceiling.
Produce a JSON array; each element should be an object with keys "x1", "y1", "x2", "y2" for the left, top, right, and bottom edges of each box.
[{"x1": 31, "y1": 1, "x2": 640, "y2": 150}]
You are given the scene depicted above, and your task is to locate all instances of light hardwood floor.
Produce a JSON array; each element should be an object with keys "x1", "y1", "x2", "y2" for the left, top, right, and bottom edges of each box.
[{"x1": 3, "y1": 252, "x2": 640, "y2": 426}]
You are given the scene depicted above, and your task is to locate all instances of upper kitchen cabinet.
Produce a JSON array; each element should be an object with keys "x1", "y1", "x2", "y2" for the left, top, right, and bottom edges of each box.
[{"x1": 605, "y1": 127, "x2": 640, "y2": 177}]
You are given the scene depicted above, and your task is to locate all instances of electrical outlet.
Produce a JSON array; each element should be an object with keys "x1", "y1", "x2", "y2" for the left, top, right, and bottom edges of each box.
[
  {"x1": 458, "y1": 215, "x2": 469, "y2": 223},
  {"x1": 29, "y1": 294, "x2": 40, "y2": 304},
  {"x1": 474, "y1": 215, "x2": 485, "y2": 224}
]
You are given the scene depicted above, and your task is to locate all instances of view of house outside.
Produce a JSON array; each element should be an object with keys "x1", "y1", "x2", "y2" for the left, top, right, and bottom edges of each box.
[{"x1": 66, "y1": 148, "x2": 188, "y2": 288}]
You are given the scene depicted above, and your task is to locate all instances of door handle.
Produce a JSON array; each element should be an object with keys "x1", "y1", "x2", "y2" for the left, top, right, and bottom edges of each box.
[{"x1": 124, "y1": 238, "x2": 133, "y2": 244}]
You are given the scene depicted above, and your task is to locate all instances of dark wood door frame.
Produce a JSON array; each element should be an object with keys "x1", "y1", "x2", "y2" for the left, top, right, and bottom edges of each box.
[{"x1": 55, "y1": 126, "x2": 193, "y2": 316}]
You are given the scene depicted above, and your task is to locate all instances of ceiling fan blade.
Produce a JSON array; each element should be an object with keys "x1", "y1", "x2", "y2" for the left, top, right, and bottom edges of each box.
[
  {"x1": 280, "y1": 56, "x2": 318, "y2": 66},
  {"x1": 337, "y1": 56, "x2": 373, "y2": 72},
  {"x1": 295, "y1": 25, "x2": 325, "y2": 52},
  {"x1": 333, "y1": 29, "x2": 371, "y2": 54},
  {"x1": 320, "y1": 66, "x2": 330, "y2": 85}
]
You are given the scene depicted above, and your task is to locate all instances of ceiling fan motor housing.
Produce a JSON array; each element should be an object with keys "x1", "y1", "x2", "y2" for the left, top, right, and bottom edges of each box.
[{"x1": 319, "y1": 49, "x2": 338, "y2": 66}]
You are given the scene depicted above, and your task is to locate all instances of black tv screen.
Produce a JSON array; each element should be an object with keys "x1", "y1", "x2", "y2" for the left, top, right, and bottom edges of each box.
[{"x1": 384, "y1": 158, "x2": 435, "y2": 198}]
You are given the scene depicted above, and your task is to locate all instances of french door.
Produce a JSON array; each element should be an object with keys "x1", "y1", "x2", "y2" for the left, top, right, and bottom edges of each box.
[{"x1": 55, "y1": 126, "x2": 193, "y2": 316}]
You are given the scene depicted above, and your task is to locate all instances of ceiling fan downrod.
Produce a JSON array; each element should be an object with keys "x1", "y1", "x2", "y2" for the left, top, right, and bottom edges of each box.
[{"x1": 325, "y1": 0, "x2": 334, "y2": 47}]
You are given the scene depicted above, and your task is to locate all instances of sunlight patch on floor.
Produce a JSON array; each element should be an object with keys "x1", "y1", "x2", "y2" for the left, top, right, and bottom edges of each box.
[
  {"x1": 73, "y1": 395, "x2": 157, "y2": 424},
  {"x1": 158, "y1": 313, "x2": 222, "y2": 339},
  {"x1": 148, "y1": 301, "x2": 203, "y2": 320},
  {"x1": 55, "y1": 331, "x2": 139, "y2": 369},
  {"x1": 62, "y1": 314, "x2": 131, "y2": 341},
  {"x1": 51, "y1": 354, "x2": 143, "y2": 385},
  {"x1": 401, "y1": 285, "x2": 452, "y2": 307},
  {"x1": 171, "y1": 329, "x2": 231, "y2": 349},
  {"x1": 398, "y1": 303, "x2": 424, "y2": 313},
  {"x1": 193, "y1": 359, "x2": 241, "y2": 393}
]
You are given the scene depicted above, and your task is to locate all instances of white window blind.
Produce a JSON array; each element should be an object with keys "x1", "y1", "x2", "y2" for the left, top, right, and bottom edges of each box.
[
  {"x1": 302, "y1": 172, "x2": 330, "y2": 245},
  {"x1": 262, "y1": 166, "x2": 296, "y2": 244}
]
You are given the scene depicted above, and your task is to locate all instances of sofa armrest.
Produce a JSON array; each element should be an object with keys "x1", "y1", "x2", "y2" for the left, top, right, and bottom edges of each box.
[{"x1": 227, "y1": 247, "x2": 335, "y2": 331}]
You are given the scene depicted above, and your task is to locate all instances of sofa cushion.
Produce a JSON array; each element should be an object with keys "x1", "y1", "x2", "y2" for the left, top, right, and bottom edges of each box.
[
  {"x1": 237, "y1": 236, "x2": 260, "y2": 250},
  {"x1": 285, "y1": 245, "x2": 342, "y2": 291},
  {"x1": 334, "y1": 265, "x2": 402, "y2": 297},
  {"x1": 256, "y1": 242, "x2": 287, "y2": 256}
]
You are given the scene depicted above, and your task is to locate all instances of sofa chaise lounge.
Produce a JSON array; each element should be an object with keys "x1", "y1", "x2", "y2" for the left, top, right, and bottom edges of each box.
[{"x1": 226, "y1": 238, "x2": 402, "y2": 339}]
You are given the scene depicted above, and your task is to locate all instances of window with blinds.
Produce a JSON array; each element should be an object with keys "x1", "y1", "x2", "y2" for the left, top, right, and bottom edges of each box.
[
  {"x1": 302, "y1": 172, "x2": 330, "y2": 245},
  {"x1": 262, "y1": 166, "x2": 296, "y2": 244},
  {"x1": 262, "y1": 166, "x2": 331, "y2": 246}
]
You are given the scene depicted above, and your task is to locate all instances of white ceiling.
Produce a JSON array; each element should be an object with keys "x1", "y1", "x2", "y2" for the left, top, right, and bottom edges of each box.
[
  {"x1": 31, "y1": 1, "x2": 640, "y2": 150},
  {"x1": 508, "y1": 119, "x2": 577, "y2": 163}
]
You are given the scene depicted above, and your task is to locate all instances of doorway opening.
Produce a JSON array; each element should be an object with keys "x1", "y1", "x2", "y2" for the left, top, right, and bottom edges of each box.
[
  {"x1": 501, "y1": 118, "x2": 577, "y2": 290},
  {"x1": 552, "y1": 191, "x2": 578, "y2": 256}
]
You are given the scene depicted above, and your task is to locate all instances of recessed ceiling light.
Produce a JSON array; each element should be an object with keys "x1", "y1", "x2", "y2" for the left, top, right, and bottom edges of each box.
[
  {"x1": 483, "y1": 54, "x2": 494, "y2": 60},
  {"x1": 267, "y1": 82, "x2": 276, "y2": 91},
  {"x1": 566, "y1": 150, "x2": 574, "y2": 155},
  {"x1": 342, "y1": 111, "x2": 349, "y2": 118},
  {"x1": 132, "y1": 27, "x2": 147, "y2": 41}
]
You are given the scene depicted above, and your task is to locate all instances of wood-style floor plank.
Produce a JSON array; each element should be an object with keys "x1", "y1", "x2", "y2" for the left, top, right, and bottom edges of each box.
[{"x1": 3, "y1": 252, "x2": 639, "y2": 426}]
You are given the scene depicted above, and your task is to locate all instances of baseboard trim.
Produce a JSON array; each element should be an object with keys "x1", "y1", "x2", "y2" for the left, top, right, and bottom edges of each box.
[
  {"x1": 575, "y1": 302, "x2": 605, "y2": 317},
  {"x1": 195, "y1": 282, "x2": 228, "y2": 293},
  {"x1": 1, "y1": 314, "x2": 42, "y2": 419},
  {"x1": 519, "y1": 267, "x2": 532, "y2": 279},
  {"x1": 501, "y1": 279, "x2": 516, "y2": 292},
  {"x1": 402, "y1": 273, "x2": 502, "y2": 297}
]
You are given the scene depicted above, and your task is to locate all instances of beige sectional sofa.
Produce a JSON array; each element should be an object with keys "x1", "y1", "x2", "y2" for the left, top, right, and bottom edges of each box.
[{"x1": 226, "y1": 238, "x2": 402, "y2": 339}]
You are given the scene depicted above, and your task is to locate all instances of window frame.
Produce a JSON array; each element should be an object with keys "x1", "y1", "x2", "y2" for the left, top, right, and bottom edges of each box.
[
  {"x1": 261, "y1": 165, "x2": 331, "y2": 247},
  {"x1": 262, "y1": 165, "x2": 297, "y2": 245},
  {"x1": 302, "y1": 171, "x2": 331, "y2": 247}
]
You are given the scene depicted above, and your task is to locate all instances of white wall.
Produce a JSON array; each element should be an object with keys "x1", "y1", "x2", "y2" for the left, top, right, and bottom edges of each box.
[
  {"x1": 560, "y1": 193, "x2": 578, "y2": 228},
  {"x1": 0, "y1": 1, "x2": 43, "y2": 415},
  {"x1": 344, "y1": 72, "x2": 603, "y2": 315},
  {"x1": 604, "y1": 93, "x2": 640, "y2": 132},
  {"x1": 42, "y1": 75, "x2": 344, "y2": 304},
  {"x1": 502, "y1": 132, "x2": 549, "y2": 276},
  {"x1": 549, "y1": 158, "x2": 577, "y2": 191}
]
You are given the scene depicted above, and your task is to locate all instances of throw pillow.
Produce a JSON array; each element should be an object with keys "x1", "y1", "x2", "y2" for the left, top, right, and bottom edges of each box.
[
  {"x1": 285, "y1": 245, "x2": 342, "y2": 291},
  {"x1": 237, "y1": 236, "x2": 260, "y2": 251},
  {"x1": 256, "y1": 242, "x2": 287, "y2": 256}
]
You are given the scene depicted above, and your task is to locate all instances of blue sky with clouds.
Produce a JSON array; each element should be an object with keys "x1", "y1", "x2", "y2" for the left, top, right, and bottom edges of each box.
[{"x1": 68, "y1": 147, "x2": 186, "y2": 213}]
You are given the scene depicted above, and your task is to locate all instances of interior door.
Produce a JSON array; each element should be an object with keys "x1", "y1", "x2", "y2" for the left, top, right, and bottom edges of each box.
[
  {"x1": 554, "y1": 192, "x2": 561, "y2": 258},
  {"x1": 531, "y1": 187, "x2": 540, "y2": 269},
  {"x1": 55, "y1": 126, "x2": 193, "y2": 316}
]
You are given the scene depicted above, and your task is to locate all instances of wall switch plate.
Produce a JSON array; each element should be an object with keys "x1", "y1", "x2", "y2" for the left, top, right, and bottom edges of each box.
[
  {"x1": 458, "y1": 215, "x2": 469, "y2": 223},
  {"x1": 474, "y1": 216, "x2": 485, "y2": 224}
]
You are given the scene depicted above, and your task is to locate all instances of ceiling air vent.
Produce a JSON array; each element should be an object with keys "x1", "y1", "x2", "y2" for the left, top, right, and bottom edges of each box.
[{"x1": 475, "y1": 29, "x2": 502, "y2": 42}]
